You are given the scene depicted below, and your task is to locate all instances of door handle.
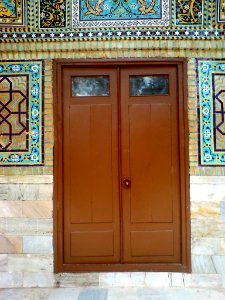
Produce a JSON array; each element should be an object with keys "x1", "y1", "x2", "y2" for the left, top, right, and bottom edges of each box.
[{"x1": 123, "y1": 179, "x2": 131, "y2": 188}]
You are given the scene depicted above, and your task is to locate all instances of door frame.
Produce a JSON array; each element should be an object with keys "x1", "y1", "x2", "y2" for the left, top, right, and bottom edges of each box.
[{"x1": 53, "y1": 58, "x2": 191, "y2": 273}]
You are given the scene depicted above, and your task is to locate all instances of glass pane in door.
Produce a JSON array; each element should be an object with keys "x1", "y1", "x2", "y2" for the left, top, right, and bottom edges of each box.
[
  {"x1": 130, "y1": 76, "x2": 169, "y2": 96},
  {"x1": 72, "y1": 76, "x2": 109, "y2": 96}
]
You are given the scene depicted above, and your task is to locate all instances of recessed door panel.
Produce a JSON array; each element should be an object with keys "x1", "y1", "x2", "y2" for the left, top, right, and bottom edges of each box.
[
  {"x1": 55, "y1": 61, "x2": 190, "y2": 272},
  {"x1": 128, "y1": 103, "x2": 173, "y2": 223},
  {"x1": 69, "y1": 104, "x2": 113, "y2": 224}
]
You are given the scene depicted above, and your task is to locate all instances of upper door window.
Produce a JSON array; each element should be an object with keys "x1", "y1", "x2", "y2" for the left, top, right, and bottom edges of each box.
[
  {"x1": 130, "y1": 75, "x2": 169, "y2": 96},
  {"x1": 72, "y1": 76, "x2": 109, "y2": 96}
]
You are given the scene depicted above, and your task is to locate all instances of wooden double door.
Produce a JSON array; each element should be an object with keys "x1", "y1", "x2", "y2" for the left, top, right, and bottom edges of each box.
[{"x1": 54, "y1": 60, "x2": 190, "y2": 272}]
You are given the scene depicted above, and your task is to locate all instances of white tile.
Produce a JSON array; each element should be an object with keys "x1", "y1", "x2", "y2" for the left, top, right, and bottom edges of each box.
[
  {"x1": 99, "y1": 272, "x2": 145, "y2": 287},
  {"x1": 171, "y1": 273, "x2": 184, "y2": 287},
  {"x1": 190, "y1": 176, "x2": 225, "y2": 185},
  {"x1": 137, "y1": 287, "x2": 225, "y2": 300},
  {"x1": 48, "y1": 288, "x2": 81, "y2": 300},
  {"x1": 212, "y1": 256, "x2": 225, "y2": 274},
  {"x1": 23, "y1": 272, "x2": 55, "y2": 287},
  {"x1": 0, "y1": 218, "x2": 53, "y2": 235},
  {"x1": 23, "y1": 236, "x2": 53, "y2": 254},
  {"x1": 0, "y1": 254, "x2": 8, "y2": 272},
  {"x1": 0, "y1": 184, "x2": 8, "y2": 200},
  {"x1": 191, "y1": 219, "x2": 225, "y2": 238},
  {"x1": 192, "y1": 255, "x2": 216, "y2": 274},
  {"x1": 184, "y1": 274, "x2": 223, "y2": 288},
  {"x1": 8, "y1": 254, "x2": 53, "y2": 272},
  {"x1": 191, "y1": 202, "x2": 220, "y2": 219},
  {"x1": 0, "y1": 272, "x2": 23, "y2": 288},
  {"x1": 190, "y1": 184, "x2": 215, "y2": 203},
  {"x1": 145, "y1": 272, "x2": 171, "y2": 287},
  {"x1": 107, "y1": 287, "x2": 137, "y2": 300},
  {"x1": 8, "y1": 184, "x2": 39, "y2": 201},
  {"x1": 0, "y1": 288, "x2": 53, "y2": 299},
  {"x1": 38, "y1": 184, "x2": 53, "y2": 201},
  {"x1": 191, "y1": 238, "x2": 220, "y2": 255},
  {"x1": 0, "y1": 175, "x2": 53, "y2": 184},
  {"x1": 56, "y1": 273, "x2": 99, "y2": 287}
]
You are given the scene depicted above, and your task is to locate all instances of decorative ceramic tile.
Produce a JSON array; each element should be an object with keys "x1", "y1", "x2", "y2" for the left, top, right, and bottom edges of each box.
[
  {"x1": 0, "y1": 61, "x2": 44, "y2": 166},
  {"x1": 39, "y1": 0, "x2": 67, "y2": 28},
  {"x1": 196, "y1": 59, "x2": 225, "y2": 166},
  {"x1": 73, "y1": 0, "x2": 170, "y2": 27},
  {"x1": 0, "y1": 0, "x2": 25, "y2": 26},
  {"x1": 217, "y1": 0, "x2": 225, "y2": 22},
  {"x1": 0, "y1": 0, "x2": 222, "y2": 42},
  {"x1": 175, "y1": 0, "x2": 204, "y2": 26}
]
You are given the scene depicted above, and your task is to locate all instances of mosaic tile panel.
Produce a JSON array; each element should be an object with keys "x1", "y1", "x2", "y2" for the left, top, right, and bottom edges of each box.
[
  {"x1": 0, "y1": 0, "x2": 25, "y2": 26},
  {"x1": 73, "y1": 0, "x2": 170, "y2": 27},
  {"x1": 175, "y1": 0, "x2": 204, "y2": 26},
  {"x1": 217, "y1": 0, "x2": 225, "y2": 22},
  {"x1": 39, "y1": 0, "x2": 67, "y2": 29},
  {"x1": 0, "y1": 0, "x2": 220, "y2": 42},
  {"x1": 197, "y1": 59, "x2": 225, "y2": 166},
  {"x1": 0, "y1": 61, "x2": 44, "y2": 166}
]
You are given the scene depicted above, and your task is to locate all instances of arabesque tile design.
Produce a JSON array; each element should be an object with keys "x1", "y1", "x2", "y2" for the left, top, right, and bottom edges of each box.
[
  {"x1": 0, "y1": 0, "x2": 219, "y2": 42},
  {"x1": 0, "y1": 61, "x2": 44, "y2": 166},
  {"x1": 196, "y1": 59, "x2": 225, "y2": 166},
  {"x1": 39, "y1": 0, "x2": 67, "y2": 28},
  {"x1": 0, "y1": 0, "x2": 25, "y2": 26},
  {"x1": 73, "y1": 0, "x2": 170, "y2": 28}
]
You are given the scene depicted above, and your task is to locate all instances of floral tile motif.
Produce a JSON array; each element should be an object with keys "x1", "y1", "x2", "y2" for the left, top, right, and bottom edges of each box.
[
  {"x1": 39, "y1": 0, "x2": 67, "y2": 28},
  {"x1": 196, "y1": 59, "x2": 225, "y2": 166},
  {"x1": 0, "y1": 0, "x2": 25, "y2": 26},
  {"x1": 217, "y1": 0, "x2": 225, "y2": 22},
  {"x1": 175, "y1": 0, "x2": 203, "y2": 26},
  {"x1": 0, "y1": 61, "x2": 44, "y2": 166},
  {"x1": 73, "y1": 0, "x2": 170, "y2": 27}
]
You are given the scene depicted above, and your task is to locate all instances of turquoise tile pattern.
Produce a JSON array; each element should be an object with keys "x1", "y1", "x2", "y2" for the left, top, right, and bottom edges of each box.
[
  {"x1": 0, "y1": 0, "x2": 25, "y2": 26},
  {"x1": 196, "y1": 59, "x2": 225, "y2": 166},
  {"x1": 76, "y1": 0, "x2": 166, "y2": 27},
  {"x1": 0, "y1": 61, "x2": 44, "y2": 166},
  {"x1": 0, "y1": 0, "x2": 220, "y2": 42}
]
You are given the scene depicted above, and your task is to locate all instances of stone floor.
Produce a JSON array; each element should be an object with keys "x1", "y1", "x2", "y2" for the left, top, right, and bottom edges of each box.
[{"x1": 0, "y1": 288, "x2": 225, "y2": 300}]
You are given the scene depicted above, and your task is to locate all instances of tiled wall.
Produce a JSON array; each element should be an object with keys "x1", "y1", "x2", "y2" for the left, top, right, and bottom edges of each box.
[
  {"x1": 1, "y1": 47, "x2": 225, "y2": 175},
  {"x1": 0, "y1": 60, "x2": 53, "y2": 175}
]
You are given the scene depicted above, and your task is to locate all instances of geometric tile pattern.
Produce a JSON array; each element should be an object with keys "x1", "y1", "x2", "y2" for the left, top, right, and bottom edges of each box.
[
  {"x1": 175, "y1": 0, "x2": 204, "y2": 26},
  {"x1": 73, "y1": 0, "x2": 170, "y2": 27},
  {"x1": 0, "y1": 0, "x2": 25, "y2": 26},
  {"x1": 0, "y1": 61, "x2": 44, "y2": 166},
  {"x1": 0, "y1": 0, "x2": 219, "y2": 42},
  {"x1": 196, "y1": 59, "x2": 225, "y2": 166},
  {"x1": 39, "y1": 0, "x2": 67, "y2": 28},
  {"x1": 217, "y1": 0, "x2": 225, "y2": 22}
]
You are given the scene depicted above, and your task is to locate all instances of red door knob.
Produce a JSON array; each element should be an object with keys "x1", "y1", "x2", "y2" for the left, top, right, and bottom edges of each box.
[{"x1": 123, "y1": 179, "x2": 131, "y2": 188}]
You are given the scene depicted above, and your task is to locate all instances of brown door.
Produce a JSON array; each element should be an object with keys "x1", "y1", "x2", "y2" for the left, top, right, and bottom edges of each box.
[
  {"x1": 54, "y1": 60, "x2": 190, "y2": 272},
  {"x1": 62, "y1": 67, "x2": 120, "y2": 264},
  {"x1": 121, "y1": 67, "x2": 181, "y2": 263}
]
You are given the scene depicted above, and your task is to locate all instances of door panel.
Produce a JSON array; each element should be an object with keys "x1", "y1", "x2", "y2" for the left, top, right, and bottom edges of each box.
[
  {"x1": 63, "y1": 68, "x2": 120, "y2": 263},
  {"x1": 130, "y1": 230, "x2": 174, "y2": 257},
  {"x1": 129, "y1": 103, "x2": 173, "y2": 223},
  {"x1": 121, "y1": 67, "x2": 181, "y2": 263},
  {"x1": 54, "y1": 60, "x2": 190, "y2": 272},
  {"x1": 69, "y1": 104, "x2": 113, "y2": 223}
]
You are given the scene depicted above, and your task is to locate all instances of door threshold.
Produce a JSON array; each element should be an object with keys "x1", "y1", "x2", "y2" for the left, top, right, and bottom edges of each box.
[{"x1": 57, "y1": 263, "x2": 191, "y2": 273}]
